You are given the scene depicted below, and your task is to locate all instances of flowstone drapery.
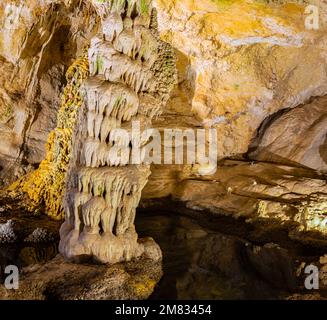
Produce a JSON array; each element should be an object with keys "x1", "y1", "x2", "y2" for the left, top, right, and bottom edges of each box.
[
  {"x1": 59, "y1": 0, "x2": 176, "y2": 264},
  {"x1": 8, "y1": 55, "x2": 89, "y2": 220}
]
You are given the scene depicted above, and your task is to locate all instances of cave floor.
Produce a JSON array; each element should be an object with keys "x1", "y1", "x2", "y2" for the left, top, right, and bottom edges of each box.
[{"x1": 0, "y1": 198, "x2": 326, "y2": 300}]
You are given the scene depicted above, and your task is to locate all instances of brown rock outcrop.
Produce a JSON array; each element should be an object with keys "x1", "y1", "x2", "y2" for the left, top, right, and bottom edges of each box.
[
  {"x1": 249, "y1": 96, "x2": 327, "y2": 172},
  {"x1": 0, "y1": 254, "x2": 162, "y2": 300}
]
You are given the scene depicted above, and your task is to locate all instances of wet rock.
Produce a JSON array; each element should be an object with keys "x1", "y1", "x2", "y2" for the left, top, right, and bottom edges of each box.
[
  {"x1": 137, "y1": 213, "x2": 305, "y2": 300},
  {"x1": 144, "y1": 160, "x2": 327, "y2": 245}
]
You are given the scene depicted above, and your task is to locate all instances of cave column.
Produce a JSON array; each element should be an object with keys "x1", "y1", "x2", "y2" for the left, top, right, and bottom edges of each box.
[{"x1": 59, "y1": 0, "x2": 176, "y2": 263}]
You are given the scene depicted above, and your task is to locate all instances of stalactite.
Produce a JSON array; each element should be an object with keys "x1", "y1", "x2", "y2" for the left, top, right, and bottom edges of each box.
[{"x1": 59, "y1": 0, "x2": 177, "y2": 264}]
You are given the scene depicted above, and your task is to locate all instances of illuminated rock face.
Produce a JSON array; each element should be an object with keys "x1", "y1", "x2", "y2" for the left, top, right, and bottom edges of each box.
[
  {"x1": 7, "y1": 55, "x2": 90, "y2": 220},
  {"x1": 59, "y1": 0, "x2": 176, "y2": 264},
  {"x1": 154, "y1": 0, "x2": 327, "y2": 159},
  {"x1": 0, "y1": 0, "x2": 99, "y2": 186},
  {"x1": 0, "y1": 0, "x2": 326, "y2": 244}
]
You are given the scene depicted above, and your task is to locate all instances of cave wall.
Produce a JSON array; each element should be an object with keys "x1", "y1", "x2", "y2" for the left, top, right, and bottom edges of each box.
[
  {"x1": 150, "y1": 0, "x2": 327, "y2": 161},
  {"x1": 1, "y1": 0, "x2": 326, "y2": 180},
  {"x1": 0, "y1": 0, "x2": 99, "y2": 185},
  {"x1": 0, "y1": 0, "x2": 326, "y2": 238},
  {"x1": 142, "y1": 0, "x2": 327, "y2": 237}
]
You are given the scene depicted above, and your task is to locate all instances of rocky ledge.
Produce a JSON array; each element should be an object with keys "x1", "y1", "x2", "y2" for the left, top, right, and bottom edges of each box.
[{"x1": 0, "y1": 254, "x2": 162, "y2": 300}]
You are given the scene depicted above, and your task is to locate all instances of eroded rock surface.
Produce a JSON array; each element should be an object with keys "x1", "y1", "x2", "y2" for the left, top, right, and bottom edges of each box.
[
  {"x1": 0, "y1": 0, "x2": 99, "y2": 185},
  {"x1": 249, "y1": 95, "x2": 327, "y2": 172},
  {"x1": 144, "y1": 160, "x2": 327, "y2": 243},
  {"x1": 142, "y1": 0, "x2": 327, "y2": 239},
  {"x1": 0, "y1": 0, "x2": 326, "y2": 300},
  {"x1": 59, "y1": 0, "x2": 176, "y2": 264},
  {"x1": 0, "y1": 254, "x2": 162, "y2": 300},
  {"x1": 154, "y1": 0, "x2": 327, "y2": 158},
  {"x1": 1, "y1": 1, "x2": 326, "y2": 234}
]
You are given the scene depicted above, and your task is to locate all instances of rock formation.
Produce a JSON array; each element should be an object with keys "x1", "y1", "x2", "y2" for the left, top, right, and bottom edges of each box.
[
  {"x1": 142, "y1": 0, "x2": 327, "y2": 240},
  {"x1": 0, "y1": 0, "x2": 99, "y2": 186},
  {"x1": 0, "y1": 254, "x2": 163, "y2": 300},
  {"x1": 249, "y1": 96, "x2": 327, "y2": 172},
  {"x1": 8, "y1": 55, "x2": 90, "y2": 219},
  {"x1": 59, "y1": 0, "x2": 176, "y2": 263},
  {"x1": 0, "y1": 0, "x2": 326, "y2": 300},
  {"x1": 0, "y1": 0, "x2": 325, "y2": 246}
]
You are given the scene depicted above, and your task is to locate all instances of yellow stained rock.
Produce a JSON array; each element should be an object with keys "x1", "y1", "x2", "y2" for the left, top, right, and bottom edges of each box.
[{"x1": 8, "y1": 54, "x2": 89, "y2": 220}]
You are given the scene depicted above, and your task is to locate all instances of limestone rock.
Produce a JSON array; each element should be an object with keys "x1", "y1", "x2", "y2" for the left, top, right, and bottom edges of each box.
[
  {"x1": 0, "y1": 0, "x2": 99, "y2": 186},
  {"x1": 0, "y1": 0, "x2": 326, "y2": 279},
  {"x1": 138, "y1": 1, "x2": 327, "y2": 240},
  {"x1": 0, "y1": 254, "x2": 162, "y2": 300},
  {"x1": 154, "y1": 0, "x2": 327, "y2": 158},
  {"x1": 24, "y1": 228, "x2": 55, "y2": 244},
  {"x1": 59, "y1": 0, "x2": 176, "y2": 264},
  {"x1": 143, "y1": 159, "x2": 327, "y2": 241},
  {"x1": 249, "y1": 96, "x2": 327, "y2": 172},
  {"x1": 0, "y1": 220, "x2": 16, "y2": 244}
]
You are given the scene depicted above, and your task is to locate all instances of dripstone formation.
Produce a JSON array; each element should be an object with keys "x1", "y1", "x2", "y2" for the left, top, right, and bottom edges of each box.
[{"x1": 59, "y1": 0, "x2": 176, "y2": 264}]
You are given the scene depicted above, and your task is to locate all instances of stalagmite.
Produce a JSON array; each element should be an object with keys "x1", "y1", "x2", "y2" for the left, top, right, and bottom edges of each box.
[{"x1": 59, "y1": 0, "x2": 176, "y2": 264}]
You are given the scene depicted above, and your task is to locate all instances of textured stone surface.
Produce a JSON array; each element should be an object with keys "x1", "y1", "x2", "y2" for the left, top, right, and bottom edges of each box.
[
  {"x1": 0, "y1": 1, "x2": 326, "y2": 299},
  {"x1": 143, "y1": 159, "x2": 327, "y2": 241},
  {"x1": 249, "y1": 96, "x2": 327, "y2": 172},
  {"x1": 0, "y1": 254, "x2": 162, "y2": 300},
  {"x1": 154, "y1": 0, "x2": 327, "y2": 157},
  {"x1": 0, "y1": 0, "x2": 99, "y2": 185},
  {"x1": 59, "y1": 0, "x2": 176, "y2": 264},
  {"x1": 1, "y1": 0, "x2": 326, "y2": 184},
  {"x1": 140, "y1": 0, "x2": 327, "y2": 238}
]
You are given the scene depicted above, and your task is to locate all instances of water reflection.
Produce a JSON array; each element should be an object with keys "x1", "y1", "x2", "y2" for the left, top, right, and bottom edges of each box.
[{"x1": 136, "y1": 213, "x2": 299, "y2": 300}]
